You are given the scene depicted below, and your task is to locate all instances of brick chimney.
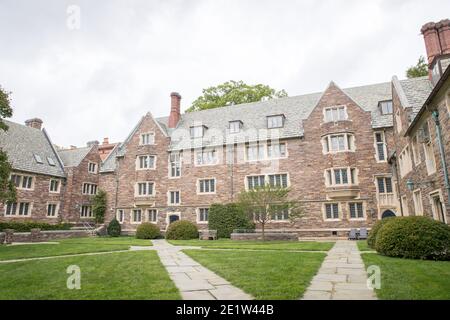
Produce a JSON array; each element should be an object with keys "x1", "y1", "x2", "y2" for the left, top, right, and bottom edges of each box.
[
  {"x1": 168, "y1": 92, "x2": 181, "y2": 128},
  {"x1": 25, "y1": 118, "x2": 43, "y2": 130},
  {"x1": 421, "y1": 19, "x2": 450, "y2": 84},
  {"x1": 87, "y1": 140, "x2": 99, "y2": 147},
  {"x1": 103, "y1": 137, "x2": 109, "y2": 145}
]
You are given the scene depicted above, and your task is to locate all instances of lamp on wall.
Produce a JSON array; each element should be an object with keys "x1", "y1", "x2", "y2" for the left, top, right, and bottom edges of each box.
[{"x1": 406, "y1": 178, "x2": 435, "y2": 191}]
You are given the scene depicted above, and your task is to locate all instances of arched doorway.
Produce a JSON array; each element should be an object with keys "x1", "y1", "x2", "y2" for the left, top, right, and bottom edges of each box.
[
  {"x1": 381, "y1": 210, "x2": 396, "y2": 219},
  {"x1": 169, "y1": 214, "x2": 180, "y2": 224}
]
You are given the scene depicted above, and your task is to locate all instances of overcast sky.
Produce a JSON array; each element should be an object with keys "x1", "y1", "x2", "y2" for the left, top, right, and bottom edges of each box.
[{"x1": 0, "y1": 0, "x2": 449, "y2": 147}]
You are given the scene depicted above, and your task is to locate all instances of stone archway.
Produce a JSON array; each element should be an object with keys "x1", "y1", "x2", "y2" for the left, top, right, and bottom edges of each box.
[{"x1": 381, "y1": 210, "x2": 396, "y2": 219}]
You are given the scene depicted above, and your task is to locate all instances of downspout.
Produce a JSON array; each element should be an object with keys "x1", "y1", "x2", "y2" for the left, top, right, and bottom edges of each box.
[{"x1": 431, "y1": 110, "x2": 450, "y2": 205}]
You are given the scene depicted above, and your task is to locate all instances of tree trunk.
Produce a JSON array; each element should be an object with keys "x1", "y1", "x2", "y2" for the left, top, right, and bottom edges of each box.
[{"x1": 261, "y1": 223, "x2": 265, "y2": 241}]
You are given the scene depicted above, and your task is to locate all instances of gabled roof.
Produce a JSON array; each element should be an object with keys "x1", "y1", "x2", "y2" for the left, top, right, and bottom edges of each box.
[
  {"x1": 167, "y1": 81, "x2": 393, "y2": 150},
  {"x1": 100, "y1": 142, "x2": 121, "y2": 173},
  {"x1": 58, "y1": 146, "x2": 93, "y2": 167},
  {"x1": 0, "y1": 120, "x2": 66, "y2": 177}
]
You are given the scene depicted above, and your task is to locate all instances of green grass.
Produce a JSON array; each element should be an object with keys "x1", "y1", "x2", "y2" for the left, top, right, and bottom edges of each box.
[
  {"x1": 185, "y1": 249, "x2": 326, "y2": 299},
  {"x1": 169, "y1": 239, "x2": 334, "y2": 251},
  {"x1": 357, "y1": 240, "x2": 373, "y2": 252},
  {"x1": 0, "y1": 251, "x2": 180, "y2": 299},
  {"x1": 361, "y1": 253, "x2": 450, "y2": 300},
  {"x1": 0, "y1": 236, "x2": 151, "y2": 261}
]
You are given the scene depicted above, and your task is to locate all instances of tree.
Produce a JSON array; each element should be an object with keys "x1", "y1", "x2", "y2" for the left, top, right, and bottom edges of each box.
[
  {"x1": 0, "y1": 85, "x2": 16, "y2": 204},
  {"x1": 92, "y1": 190, "x2": 107, "y2": 224},
  {"x1": 237, "y1": 184, "x2": 303, "y2": 241},
  {"x1": 186, "y1": 80, "x2": 288, "y2": 112},
  {"x1": 406, "y1": 56, "x2": 428, "y2": 78}
]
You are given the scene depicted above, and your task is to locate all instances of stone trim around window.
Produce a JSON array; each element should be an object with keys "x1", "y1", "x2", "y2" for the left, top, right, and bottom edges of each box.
[
  {"x1": 46, "y1": 201, "x2": 60, "y2": 218},
  {"x1": 196, "y1": 178, "x2": 217, "y2": 195}
]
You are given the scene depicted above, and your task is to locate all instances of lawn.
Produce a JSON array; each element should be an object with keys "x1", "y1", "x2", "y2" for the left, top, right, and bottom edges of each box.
[
  {"x1": 169, "y1": 239, "x2": 334, "y2": 251},
  {"x1": 357, "y1": 240, "x2": 373, "y2": 252},
  {"x1": 0, "y1": 251, "x2": 180, "y2": 299},
  {"x1": 0, "y1": 236, "x2": 151, "y2": 261},
  {"x1": 361, "y1": 253, "x2": 450, "y2": 300},
  {"x1": 185, "y1": 249, "x2": 326, "y2": 299}
]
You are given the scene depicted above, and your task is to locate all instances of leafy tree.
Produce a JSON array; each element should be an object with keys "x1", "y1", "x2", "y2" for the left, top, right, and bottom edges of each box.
[
  {"x1": 0, "y1": 85, "x2": 16, "y2": 204},
  {"x1": 186, "y1": 80, "x2": 288, "y2": 112},
  {"x1": 406, "y1": 56, "x2": 428, "y2": 78},
  {"x1": 237, "y1": 184, "x2": 303, "y2": 241},
  {"x1": 92, "y1": 190, "x2": 107, "y2": 224}
]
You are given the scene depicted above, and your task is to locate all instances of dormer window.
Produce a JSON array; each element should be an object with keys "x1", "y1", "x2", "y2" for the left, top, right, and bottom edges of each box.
[
  {"x1": 34, "y1": 154, "x2": 43, "y2": 164},
  {"x1": 229, "y1": 120, "x2": 242, "y2": 134},
  {"x1": 324, "y1": 106, "x2": 347, "y2": 122},
  {"x1": 190, "y1": 125, "x2": 206, "y2": 138},
  {"x1": 47, "y1": 157, "x2": 56, "y2": 166},
  {"x1": 267, "y1": 115, "x2": 284, "y2": 129},
  {"x1": 379, "y1": 100, "x2": 393, "y2": 115}
]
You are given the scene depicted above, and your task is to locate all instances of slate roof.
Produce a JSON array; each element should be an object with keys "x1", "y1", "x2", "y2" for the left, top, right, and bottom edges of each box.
[
  {"x1": 166, "y1": 81, "x2": 393, "y2": 151},
  {"x1": 393, "y1": 76, "x2": 433, "y2": 122},
  {"x1": 58, "y1": 146, "x2": 93, "y2": 167},
  {"x1": 0, "y1": 120, "x2": 65, "y2": 177},
  {"x1": 100, "y1": 143, "x2": 121, "y2": 173}
]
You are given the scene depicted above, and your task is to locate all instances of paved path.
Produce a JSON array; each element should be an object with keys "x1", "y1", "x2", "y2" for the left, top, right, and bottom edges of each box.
[
  {"x1": 151, "y1": 239, "x2": 253, "y2": 300},
  {"x1": 302, "y1": 240, "x2": 377, "y2": 300}
]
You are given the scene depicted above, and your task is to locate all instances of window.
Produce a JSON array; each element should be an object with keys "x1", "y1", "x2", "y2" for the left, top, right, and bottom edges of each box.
[
  {"x1": 88, "y1": 162, "x2": 98, "y2": 173},
  {"x1": 80, "y1": 205, "x2": 93, "y2": 218},
  {"x1": 423, "y1": 141, "x2": 436, "y2": 175},
  {"x1": 379, "y1": 100, "x2": 393, "y2": 115},
  {"x1": 198, "y1": 178, "x2": 216, "y2": 194},
  {"x1": 148, "y1": 209, "x2": 158, "y2": 223},
  {"x1": 411, "y1": 135, "x2": 422, "y2": 165},
  {"x1": 132, "y1": 209, "x2": 142, "y2": 223},
  {"x1": 10, "y1": 174, "x2": 34, "y2": 190},
  {"x1": 49, "y1": 179, "x2": 60, "y2": 193},
  {"x1": 268, "y1": 174, "x2": 288, "y2": 188},
  {"x1": 349, "y1": 202, "x2": 364, "y2": 219},
  {"x1": 136, "y1": 155, "x2": 156, "y2": 170},
  {"x1": 398, "y1": 146, "x2": 413, "y2": 177},
  {"x1": 323, "y1": 133, "x2": 355, "y2": 153},
  {"x1": 116, "y1": 209, "x2": 125, "y2": 223},
  {"x1": 82, "y1": 183, "x2": 98, "y2": 195},
  {"x1": 34, "y1": 154, "x2": 43, "y2": 164},
  {"x1": 169, "y1": 191, "x2": 180, "y2": 205},
  {"x1": 324, "y1": 106, "x2": 347, "y2": 122},
  {"x1": 169, "y1": 153, "x2": 181, "y2": 177},
  {"x1": 377, "y1": 177, "x2": 393, "y2": 194},
  {"x1": 430, "y1": 191, "x2": 446, "y2": 223},
  {"x1": 47, "y1": 157, "x2": 56, "y2": 166},
  {"x1": 5, "y1": 202, "x2": 31, "y2": 217},
  {"x1": 247, "y1": 143, "x2": 288, "y2": 161},
  {"x1": 47, "y1": 203, "x2": 59, "y2": 217},
  {"x1": 229, "y1": 121, "x2": 242, "y2": 133},
  {"x1": 135, "y1": 182, "x2": 155, "y2": 196},
  {"x1": 196, "y1": 149, "x2": 217, "y2": 165},
  {"x1": 140, "y1": 132, "x2": 155, "y2": 145},
  {"x1": 324, "y1": 203, "x2": 339, "y2": 220},
  {"x1": 413, "y1": 190, "x2": 423, "y2": 216},
  {"x1": 246, "y1": 144, "x2": 265, "y2": 161},
  {"x1": 325, "y1": 168, "x2": 357, "y2": 186},
  {"x1": 267, "y1": 115, "x2": 284, "y2": 129},
  {"x1": 271, "y1": 208, "x2": 289, "y2": 221},
  {"x1": 190, "y1": 126, "x2": 205, "y2": 138},
  {"x1": 247, "y1": 175, "x2": 265, "y2": 190},
  {"x1": 374, "y1": 132, "x2": 387, "y2": 162},
  {"x1": 198, "y1": 208, "x2": 209, "y2": 223},
  {"x1": 267, "y1": 143, "x2": 287, "y2": 159}
]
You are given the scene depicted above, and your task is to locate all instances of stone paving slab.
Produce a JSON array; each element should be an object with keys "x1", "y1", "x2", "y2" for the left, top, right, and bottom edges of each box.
[
  {"x1": 301, "y1": 240, "x2": 377, "y2": 300},
  {"x1": 152, "y1": 239, "x2": 253, "y2": 300}
]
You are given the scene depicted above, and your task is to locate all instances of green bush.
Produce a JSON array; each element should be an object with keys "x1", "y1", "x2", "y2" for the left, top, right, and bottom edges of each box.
[
  {"x1": 136, "y1": 223, "x2": 161, "y2": 239},
  {"x1": 0, "y1": 221, "x2": 72, "y2": 232},
  {"x1": 107, "y1": 219, "x2": 121, "y2": 237},
  {"x1": 367, "y1": 217, "x2": 394, "y2": 249},
  {"x1": 208, "y1": 203, "x2": 255, "y2": 238},
  {"x1": 165, "y1": 220, "x2": 198, "y2": 240},
  {"x1": 375, "y1": 216, "x2": 450, "y2": 260}
]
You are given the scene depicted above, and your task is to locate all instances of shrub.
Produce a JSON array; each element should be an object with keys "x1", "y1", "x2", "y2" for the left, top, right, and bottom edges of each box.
[
  {"x1": 375, "y1": 216, "x2": 450, "y2": 260},
  {"x1": 208, "y1": 203, "x2": 255, "y2": 238},
  {"x1": 0, "y1": 221, "x2": 71, "y2": 232},
  {"x1": 367, "y1": 217, "x2": 394, "y2": 249},
  {"x1": 136, "y1": 223, "x2": 161, "y2": 239},
  {"x1": 107, "y1": 219, "x2": 121, "y2": 237},
  {"x1": 92, "y1": 190, "x2": 107, "y2": 223},
  {"x1": 165, "y1": 220, "x2": 198, "y2": 240}
]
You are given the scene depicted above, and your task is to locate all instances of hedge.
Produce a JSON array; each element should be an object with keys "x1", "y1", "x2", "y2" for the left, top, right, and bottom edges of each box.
[
  {"x1": 0, "y1": 221, "x2": 72, "y2": 232},
  {"x1": 367, "y1": 217, "x2": 394, "y2": 249},
  {"x1": 136, "y1": 223, "x2": 161, "y2": 239},
  {"x1": 375, "y1": 216, "x2": 450, "y2": 260},
  {"x1": 107, "y1": 219, "x2": 121, "y2": 237},
  {"x1": 208, "y1": 203, "x2": 255, "y2": 238},
  {"x1": 165, "y1": 221, "x2": 198, "y2": 240}
]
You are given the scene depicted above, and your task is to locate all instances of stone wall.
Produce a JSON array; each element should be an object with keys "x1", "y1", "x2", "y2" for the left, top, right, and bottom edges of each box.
[
  {"x1": 0, "y1": 229, "x2": 91, "y2": 244},
  {"x1": 231, "y1": 232, "x2": 298, "y2": 241}
]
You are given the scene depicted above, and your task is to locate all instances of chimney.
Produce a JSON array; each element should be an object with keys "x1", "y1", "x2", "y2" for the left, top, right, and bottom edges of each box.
[
  {"x1": 421, "y1": 19, "x2": 450, "y2": 84},
  {"x1": 103, "y1": 137, "x2": 109, "y2": 145},
  {"x1": 70, "y1": 145, "x2": 77, "y2": 150},
  {"x1": 25, "y1": 118, "x2": 43, "y2": 130},
  {"x1": 87, "y1": 140, "x2": 99, "y2": 147},
  {"x1": 168, "y1": 92, "x2": 181, "y2": 128}
]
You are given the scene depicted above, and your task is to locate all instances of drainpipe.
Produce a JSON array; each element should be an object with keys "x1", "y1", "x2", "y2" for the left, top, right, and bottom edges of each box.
[{"x1": 431, "y1": 110, "x2": 450, "y2": 206}]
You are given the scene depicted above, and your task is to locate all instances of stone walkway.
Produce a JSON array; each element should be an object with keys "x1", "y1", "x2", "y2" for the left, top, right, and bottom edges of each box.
[
  {"x1": 151, "y1": 239, "x2": 253, "y2": 300},
  {"x1": 302, "y1": 240, "x2": 377, "y2": 300}
]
